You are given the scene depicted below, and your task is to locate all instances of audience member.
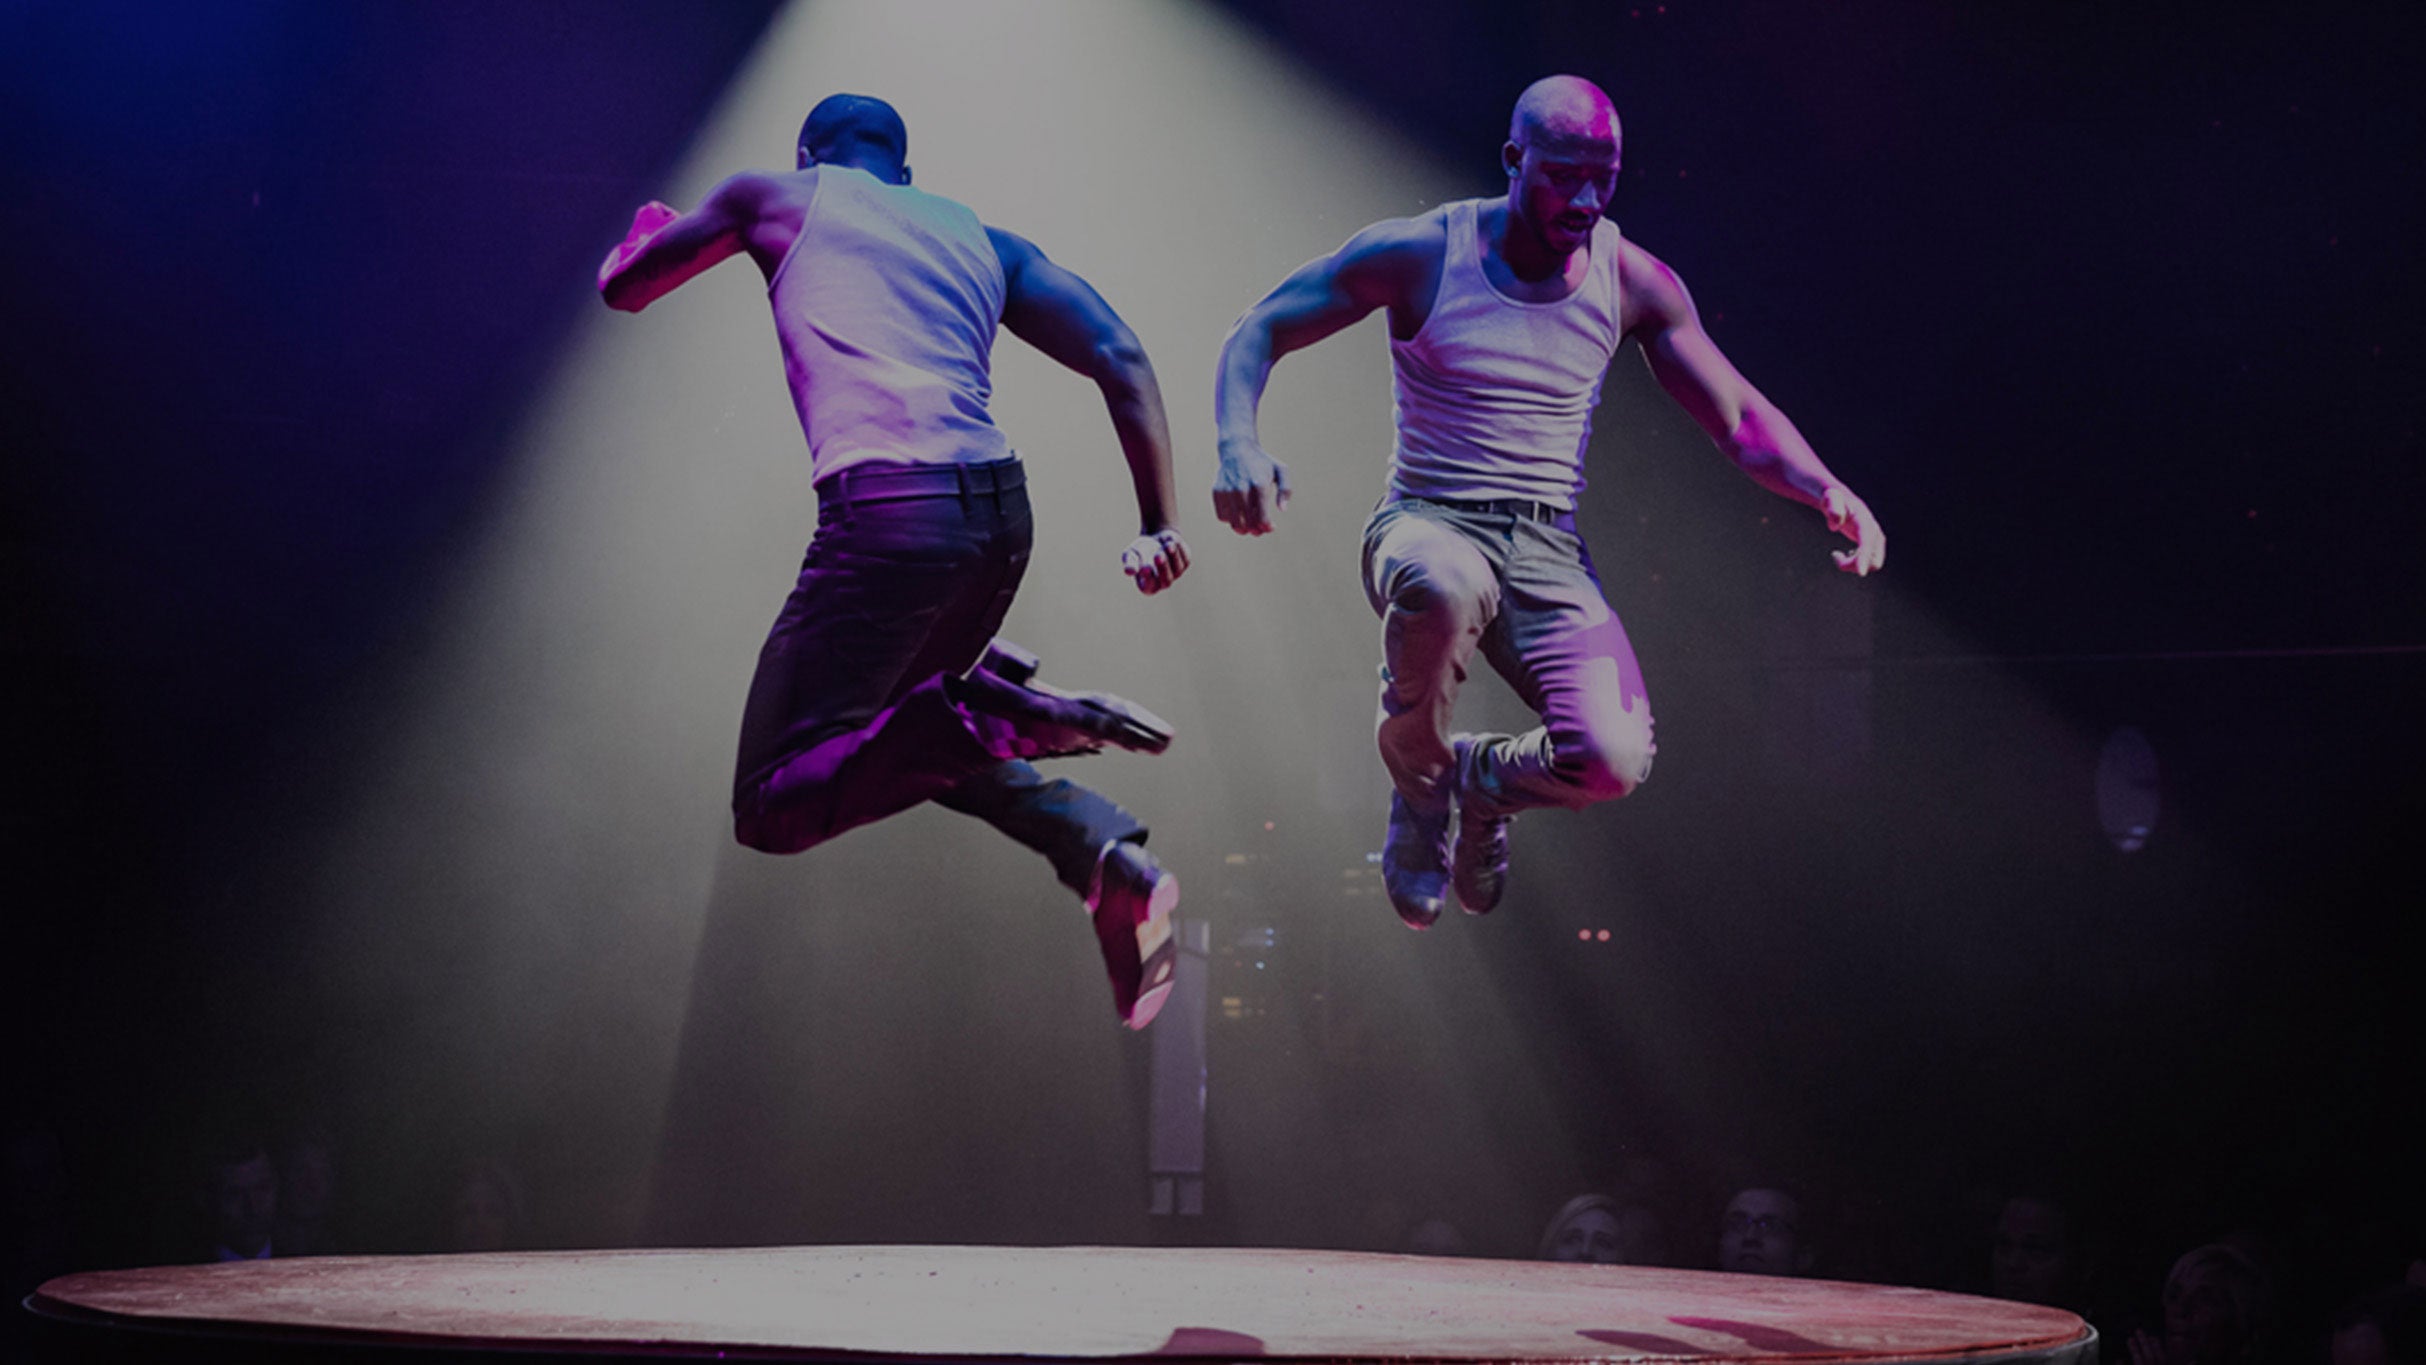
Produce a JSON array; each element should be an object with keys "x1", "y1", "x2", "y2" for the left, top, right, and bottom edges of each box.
[
  {"x1": 2331, "y1": 1286, "x2": 2426, "y2": 1365},
  {"x1": 1993, "y1": 1191, "x2": 2093, "y2": 1309},
  {"x1": 1537, "y1": 1191, "x2": 1670, "y2": 1266},
  {"x1": 196, "y1": 1137, "x2": 279, "y2": 1262},
  {"x1": 2129, "y1": 1242, "x2": 2279, "y2": 1365},
  {"x1": 1719, "y1": 1184, "x2": 1815, "y2": 1277}
]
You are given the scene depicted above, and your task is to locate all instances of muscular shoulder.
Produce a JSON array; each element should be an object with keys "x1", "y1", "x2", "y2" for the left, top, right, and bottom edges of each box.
[
  {"x1": 1614, "y1": 235, "x2": 1696, "y2": 338},
  {"x1": 1336, "y1": 209, "x2": 1447, "y2": 276},
  {"x1": 1328, "y1": 208, "x2": 1449, "y2": 312},
  {"x1": 702, "y1": 168, "x2": 806, "y2": 215},
  {"x1": 984, "y1": 223, "x2": 1040, "y2": 277},
  {"x1": 703, "y1": 170, "x2": 815, "y2": 275}
]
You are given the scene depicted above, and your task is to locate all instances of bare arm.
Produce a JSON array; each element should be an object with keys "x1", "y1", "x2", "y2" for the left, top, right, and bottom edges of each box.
[
  {"x1": 597, "y1": 172, "x2": 781, "y2": 313},
  {"x1": 1625, "y1": 240, "x2": 1885, "y2": 576},
  {"x1": 988, "y1": 226, "x2": 1189, "y2": 595},
  {"x1": 1211, "y1": 217, "x2": 1440, "y2": 535}
]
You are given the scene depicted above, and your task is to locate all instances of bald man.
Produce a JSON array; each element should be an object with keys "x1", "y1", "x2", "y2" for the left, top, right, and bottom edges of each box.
[
  {"x1": 1214, "y1": 76, "x2": 1885, "y2": 927},
  {"x1": 599, "y1": 95, "x2": 1191, "y2": 1028}
]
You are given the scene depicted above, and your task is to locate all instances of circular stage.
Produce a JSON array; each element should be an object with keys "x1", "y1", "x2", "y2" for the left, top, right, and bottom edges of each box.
[{"x1": 29, "y1": 1244, "x2": 2094, "y2": 1364}]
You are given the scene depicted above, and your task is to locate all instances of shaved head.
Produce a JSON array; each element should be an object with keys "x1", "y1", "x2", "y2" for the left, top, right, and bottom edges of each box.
[
  {"x1": 798, "y1": 93, "x2": 909, "y2": 179},
  {"x1": 1498, "y1": 74, "x2": 1624, "y2": 262},
  {"x1": 1510, "y1": 75, "x2": 1621, "y2": 155}
]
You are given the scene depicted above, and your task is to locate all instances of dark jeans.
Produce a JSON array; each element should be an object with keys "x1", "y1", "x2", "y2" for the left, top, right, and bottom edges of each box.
[{"x1": 729, "y1": 457, "x2": 1143, "y2": 894}]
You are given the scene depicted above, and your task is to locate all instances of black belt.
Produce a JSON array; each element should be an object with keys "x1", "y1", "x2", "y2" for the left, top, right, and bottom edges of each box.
[
  {"x1": 815, "y1": 458, "x2": 1024, "y2": 509},
  {"x1": 1394, "y1": 491, "x2": 1573, "y2": 525}
]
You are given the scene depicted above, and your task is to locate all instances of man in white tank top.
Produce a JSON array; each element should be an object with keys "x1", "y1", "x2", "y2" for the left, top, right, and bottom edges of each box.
[
  {"x1": 597, "y1": 95, "x2": 1193, "y2": 1029},
  {"x1": 1213, "y1": 76, "x2": 1886, "y2": 929}
]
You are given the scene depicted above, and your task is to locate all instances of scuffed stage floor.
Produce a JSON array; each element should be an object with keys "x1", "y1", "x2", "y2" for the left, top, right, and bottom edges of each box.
[{"x1": 31, "y1": 1243, "x2": 2094, "y2": 1364}]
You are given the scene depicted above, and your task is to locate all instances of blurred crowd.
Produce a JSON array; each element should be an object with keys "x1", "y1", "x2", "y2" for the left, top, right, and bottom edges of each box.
[
  {"x1": 1481, "y1": 1170, "x2": 2424, "y2": 1365},
  {"x1": 8, "y1": 1109, "x2": 2421, "y2": 1365}
]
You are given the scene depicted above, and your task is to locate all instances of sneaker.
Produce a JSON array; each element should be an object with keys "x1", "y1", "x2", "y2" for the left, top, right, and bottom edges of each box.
[
  {"x1": 1381, "y1": 789, "x2": 1453, "y2": 930},
  {"x1": 975, "y1": 637, "x2": 1041, "y2": 687},
  {"x1": 951, "y1": 661, "x2": 1175, "y2": 760},
  {"x1": 1087, "y1": 840, "x2": 1180, "y2": 1029},
  {"x1": 1450, "y1": 735, "x2": 1511, "y2": 915}
]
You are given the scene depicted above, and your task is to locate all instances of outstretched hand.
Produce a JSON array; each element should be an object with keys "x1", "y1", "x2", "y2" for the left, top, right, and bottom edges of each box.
[
  {"x1": 1121, "y1": 528, "x2": 1191, "y2": 596},
  {"x1": 598, "y1": 200, "x2": 681, "y2": 292},
  {"x1": 1213, "y1": 438, "x2": 1292, "y2": 536},
  {"x1": 1823, "y1": 485, "x2": 1886, "y2": 576}
]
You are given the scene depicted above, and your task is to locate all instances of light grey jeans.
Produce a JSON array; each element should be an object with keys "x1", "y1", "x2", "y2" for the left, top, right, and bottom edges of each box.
[{"x1": 1360, "y1": 494, "x2": 1655, "y2": 820}]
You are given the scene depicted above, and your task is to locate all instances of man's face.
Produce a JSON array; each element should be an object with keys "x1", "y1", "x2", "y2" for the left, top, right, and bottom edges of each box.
[
  {"x1": 2331, "y1": 1323, "x2": 2389, "y2": 1365},
  {"x1": 1719, "y1": 1188, "x2": 1808, "y2": 1276},
  {"x1": 2164, "y1": 1261, "x2": 2247, "y2": 1365},
  {"x1": 1506, "y1": 137, "x2": 1621, "y2": 256},
  {"x1": 1992, "y1": 1198, "x2": 2074, "y2": 1304},
  {"x1": 211, "y1": 1153, "x2": 278, "y2": 1254}
]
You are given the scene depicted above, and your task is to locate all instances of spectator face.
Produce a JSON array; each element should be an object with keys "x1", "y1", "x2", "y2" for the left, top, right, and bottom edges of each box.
[
  {"x1": 1720, "y1": 1188, "x2": 1810, "y2": 1276},
  {"x1": 2164, "y1": 1253, "x2": 2260, "y2": 1365},
  {"x1": 1992, "y1": 1197, "x2": 2074, "y2": 1304},
  {"x1": 1547, "y1": 1205, "x2": 1626, "y2": 1263},
  {"x1": 211, "y1": 1152, "x2": 278, "y2": 1257},
  {"x1": 2330, "y1": 1323, "x2": 2389, "y2": 1365}
]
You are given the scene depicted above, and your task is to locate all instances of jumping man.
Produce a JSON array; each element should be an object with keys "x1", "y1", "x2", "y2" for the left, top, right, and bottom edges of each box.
[
  {"x1": 600, "y1": 94, "x2": 1193, "y2": 1027},
  {"x1": 1212, "y1": 75, "x2": 1885, "y2": 927}
]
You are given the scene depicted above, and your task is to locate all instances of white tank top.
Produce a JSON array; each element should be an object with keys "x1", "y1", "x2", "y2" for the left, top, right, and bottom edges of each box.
[
  {"x1": 1389, "y1": 198, "x2": 1625, "y2": 508},
  {"x1": 766, "y1": 165, "x2": 1014, "y2": 481}
]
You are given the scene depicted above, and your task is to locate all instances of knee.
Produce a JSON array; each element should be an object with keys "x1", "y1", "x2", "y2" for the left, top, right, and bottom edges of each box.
[
  {"x1": 1555, "y1": 720, "x2": 1655, "y2": 803},
  {"x1": 1389, "y1": 559, "x2": 1494, "y2": 628}
]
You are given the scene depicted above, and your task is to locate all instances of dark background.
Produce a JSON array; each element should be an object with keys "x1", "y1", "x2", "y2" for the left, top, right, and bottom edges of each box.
[{"x1": 4, "y1": 0, "x2": 2420, "y2": 1342}]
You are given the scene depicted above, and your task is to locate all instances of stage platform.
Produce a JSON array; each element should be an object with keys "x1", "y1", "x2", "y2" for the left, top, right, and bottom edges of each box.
[{"x1": 28, "y1": 1244, "x2": 2095, "y2": 1365}]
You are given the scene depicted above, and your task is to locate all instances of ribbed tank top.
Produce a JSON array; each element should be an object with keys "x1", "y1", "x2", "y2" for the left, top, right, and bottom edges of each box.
[
  {"x1": 766, "y1": 165, "x2": 1013, "y2": 481},
  {"x1": 1389, "y1": 199, "x2": 1625, "y2": 508}
]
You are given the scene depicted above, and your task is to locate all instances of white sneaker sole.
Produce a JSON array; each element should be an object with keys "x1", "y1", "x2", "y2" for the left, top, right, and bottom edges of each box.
[{"x1": 1123, "y1": 870, "x2": 1181, "y2": 1030}]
